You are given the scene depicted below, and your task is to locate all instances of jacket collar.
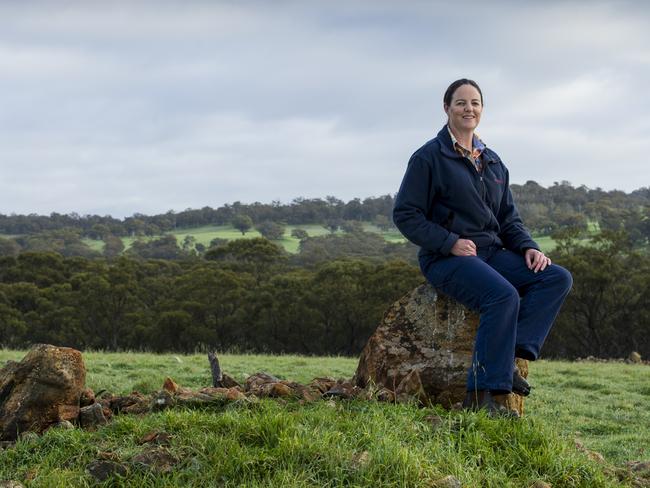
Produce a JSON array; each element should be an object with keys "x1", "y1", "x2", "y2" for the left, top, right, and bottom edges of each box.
[{"x1": 437, "y1": 124, "x2": 497, "y2": 164}]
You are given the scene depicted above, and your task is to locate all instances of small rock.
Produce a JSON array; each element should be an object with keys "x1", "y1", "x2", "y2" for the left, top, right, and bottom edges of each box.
[
  {"x1": 151, "y1": 390, "x2": 174, "y2": 412},
  {"x1": 80, "y1": 388, "x2": 95, "y2": 407},
  {"x1": 308, "y1": 377, "x2": 337, "y2": 394},
  {"x1": 86, "y1": 460, "x2": 128, "y2": 481},
  {"x1": 162, "y1": 377, "x2": 179, "y2": 393},
  {"x1": 138, "y1": 431, "x2": 172, "y2": 446},
  {"x1": 529, "y1": 481, "x2": 552, "y2": 488},
  {"x1": 629, "y1": 351, "x2": 642, "y2": 364},
  {"x1": 53, "y1": 420, "x2": 75, "y2": 430},
  {"x1": 375, "y1": 387, "x2": 395, "y2": 403},
  {"x1": 108, "y1": 392, "x2": 150, "y2": 414},
  {"x1": 221, "y1": 373, "x2": 241, "y2": 388},
  {"x1": 431, "y1": 475, "x2": 462, "y2": 488},
  {"x1": 79, "y1": 403, "x2": 108, "y2": 429},
  {"x1": 244, "y1": 372, "x2": 281, "y2": 392},
  {"x1": 0, "y1": 482, "x2": 24, "y2": 488},
  {"x1": 131, "y1": 447, "x2": 177, "y2": 473}
]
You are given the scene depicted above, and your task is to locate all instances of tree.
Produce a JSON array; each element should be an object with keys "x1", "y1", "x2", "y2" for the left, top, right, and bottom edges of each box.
[
  {"x1": 103, "y1": 235, "x2": 125, "y2": 258},
  {"x1": 0, "y1": 237, "x2": 20, "y2": 257},
  {"x1": 231, "y1": 214, "x2": 253, "y2": 235},
  {"x1": 340, "y1": 220, "x2": 364, "y2": 234},
  {"x1": 290, "y1": 228, "x2": 309, "y2": 240},
  {"x1": 127, "y1": 235, "x2": 184, "y2": 260},
  {"x1": 255, "y1": 221, "x2": 286, "y2": 241}
]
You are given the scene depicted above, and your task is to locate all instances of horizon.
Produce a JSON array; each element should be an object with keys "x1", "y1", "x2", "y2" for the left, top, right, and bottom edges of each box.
[{"x1": 0, "y1": 180, "x2": 647, "y2": 220}]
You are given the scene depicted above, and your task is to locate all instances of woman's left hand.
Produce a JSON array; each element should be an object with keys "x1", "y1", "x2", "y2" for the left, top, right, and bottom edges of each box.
[{"x1": 525, "y1": 249, "x2": 551, "y2": 273}]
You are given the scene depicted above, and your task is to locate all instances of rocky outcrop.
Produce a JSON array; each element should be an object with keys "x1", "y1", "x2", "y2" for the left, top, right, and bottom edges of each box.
[
  {"x1": 0, "y1": 344, "x2": 86, "y2": 441},
  {"x1": 353, "y1": 283, "x2": 527, "y2": 414}
]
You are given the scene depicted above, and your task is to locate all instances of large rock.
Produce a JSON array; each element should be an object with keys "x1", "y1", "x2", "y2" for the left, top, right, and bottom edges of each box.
[
  {"x1": 0, "y1": 344, "x2": 86, "y2": 440},
  {"x1": 353, "y1": 284, "x2": 527, "y2": 413}
]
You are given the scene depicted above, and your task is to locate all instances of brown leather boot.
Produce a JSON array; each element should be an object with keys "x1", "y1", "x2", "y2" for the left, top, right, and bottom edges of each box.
[{"x1": 462, "y1": 390, "x2": 520, "y2": 419}]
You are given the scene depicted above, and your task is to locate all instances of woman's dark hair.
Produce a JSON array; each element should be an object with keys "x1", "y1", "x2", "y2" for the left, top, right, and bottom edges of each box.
[{"x1": 443, "y1": 79, "x2": 483, "y2": 107}]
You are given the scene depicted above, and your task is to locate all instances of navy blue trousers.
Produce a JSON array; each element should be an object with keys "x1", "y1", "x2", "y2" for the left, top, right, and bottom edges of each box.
[{"x1": 419, "y1": 245, "x2": 572, "y2": 392}]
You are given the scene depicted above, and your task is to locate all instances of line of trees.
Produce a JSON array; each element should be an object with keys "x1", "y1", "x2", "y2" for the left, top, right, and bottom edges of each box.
[
  {"x1": 0, "y1": 182, "x2": 648, "y2": 241},
  {"x1": 0, "y1": 231, "x2": 647, "y2": 359}
]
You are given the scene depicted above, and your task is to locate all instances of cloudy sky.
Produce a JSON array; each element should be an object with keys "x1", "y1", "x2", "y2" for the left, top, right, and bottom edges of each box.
[{"x1": 1, "y1": 1, "x2": 649, "y2": 218}]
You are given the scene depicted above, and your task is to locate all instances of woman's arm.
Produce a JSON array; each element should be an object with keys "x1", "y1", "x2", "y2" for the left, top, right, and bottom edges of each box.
[{"x1": 393, "y1": 155, "x2": 459, "y2": 255}]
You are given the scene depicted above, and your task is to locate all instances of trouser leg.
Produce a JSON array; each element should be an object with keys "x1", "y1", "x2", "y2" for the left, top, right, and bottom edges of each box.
[
  {"x1": 420, "y1": 252, "x2": 520, "y2": 392},
  {"x1": 485, "y1": 248, "x2": 573, "y2": 359}
]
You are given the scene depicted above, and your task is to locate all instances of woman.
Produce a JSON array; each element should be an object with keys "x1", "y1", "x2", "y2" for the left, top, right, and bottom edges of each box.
[{"x1": 392, "y1": 79, "x2": 573, "y2": 418}]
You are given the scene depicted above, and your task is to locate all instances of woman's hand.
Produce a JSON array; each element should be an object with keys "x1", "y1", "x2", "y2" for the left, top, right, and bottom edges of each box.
[
  {"x1": 451, "y1": 238, "x2": 477, "y2": 256},
  {"x1": 525, "y1": 248, "x2": 551, "y2": 273}
]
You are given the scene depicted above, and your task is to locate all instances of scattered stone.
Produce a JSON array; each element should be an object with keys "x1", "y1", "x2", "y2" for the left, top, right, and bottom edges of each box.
[
  {"x1": 162, "y1": 377, "x2": 179, "y2": 394},
  {"x1": 309, "y1": 377, "x2": 337, "y2": 394},
  {"x1": 395, "y1": 369, "x2": 428, "y2": 404},
  {"x1": 375, "y1": 387, "x2": 396, "y2": 403},
  {"x1": 322, "y1": 379, "x2": 359, "y2": 400},
  {"x1": 244, "y1": 372, "x2": 281, "y2": 392},
  {"x1": 0, "y1": 344, "x2": 86, "y2": 440},
  {"x1": 97, "y1": 451, "x2": 121, "y2": 461},
  {"x1": 86, "y1": 459, "x2": 128, "y2": 482},
  {"x1": 131, "y1": 447, "x2": 178, "y2": 473},
  {"x1": 80, "y1": 387, "x2": 95, "y2": 407},
  {"x1": 528, "y1": 481, "x2": 552, "y2": 488},
  {"x1": 151, "y1": 390, "x2": 174, "y2": 412},
  {"x1": 353, "y1": 284, "x2": 527, "y2": 415},
  {"x1": 629, "y1": 351, "x2": 642, "y2": 364},
  {"x1": 431, "y1": 475, "x2": 462, "y2": 488},
  {"x1": 138, "y1": 431, "x2": 172, "y2": 446},
  {"x1": 79, "y1": 403, "x2": 108, "y2": 429},
  {"x1": 220, "y1": 373, "x2": 241, "y2": 389},
  {"x1": 107, "y1": 392, "x2": 150, "y2": 414},
  {"x1": 53, "y1": 420, "x2": 75, "y2": 430}
]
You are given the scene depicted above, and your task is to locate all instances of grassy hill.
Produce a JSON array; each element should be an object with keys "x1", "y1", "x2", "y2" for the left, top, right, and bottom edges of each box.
[{"x1": 0, "y1": 350, "x2": 646, "y2": 487}]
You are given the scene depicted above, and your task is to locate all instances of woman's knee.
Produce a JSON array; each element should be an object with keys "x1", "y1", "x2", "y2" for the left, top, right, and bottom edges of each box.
[{"x1": 547, "y1": 264, "x2": 573, "y2": 293}]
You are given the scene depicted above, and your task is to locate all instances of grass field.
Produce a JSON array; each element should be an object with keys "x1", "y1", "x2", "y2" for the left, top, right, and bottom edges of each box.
[
  {"x1": 13, "y1": 219, "x2": 605, "y2": 257},
  {"x1": 0, "y1": 350, "x2": 647, "y2": 487}
]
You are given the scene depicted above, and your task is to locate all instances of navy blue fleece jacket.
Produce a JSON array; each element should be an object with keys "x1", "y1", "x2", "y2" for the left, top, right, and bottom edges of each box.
[{"x1": 393, "y1": 125, "x2": 539, "y2": 262}]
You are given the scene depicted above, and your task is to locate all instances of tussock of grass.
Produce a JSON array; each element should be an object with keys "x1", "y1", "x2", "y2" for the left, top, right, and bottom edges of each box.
[{"x1": 0, "y1": 400, "x2": 616, "y2": 487}]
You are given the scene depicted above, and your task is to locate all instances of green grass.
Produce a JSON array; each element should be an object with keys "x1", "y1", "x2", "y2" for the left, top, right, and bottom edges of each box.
[{"x1": 0, "y1": 351, "x2": 645, "y2": 487}]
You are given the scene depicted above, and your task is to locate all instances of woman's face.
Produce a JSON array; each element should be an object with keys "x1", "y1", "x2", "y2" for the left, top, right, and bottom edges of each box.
[{"x1": 444, "y1": 84, "x2": 482, "y2": 133}]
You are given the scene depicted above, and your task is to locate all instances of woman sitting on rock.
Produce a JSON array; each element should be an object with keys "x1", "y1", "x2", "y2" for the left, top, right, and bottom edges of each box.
[{"x1": 392, "y1": 78, "x2": 573, "y2": 417}]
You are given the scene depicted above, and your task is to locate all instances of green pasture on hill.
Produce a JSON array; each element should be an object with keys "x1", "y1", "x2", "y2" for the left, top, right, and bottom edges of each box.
[
  {"x1": 0, "y1": 350, "x2": 647, "y2": 487},
  {"x1": 29, "y1": 218, "x2": 603, "y2": 256}
]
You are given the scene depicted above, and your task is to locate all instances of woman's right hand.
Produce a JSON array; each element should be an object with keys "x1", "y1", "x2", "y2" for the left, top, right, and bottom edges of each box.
[{"x1": 450, "y1": 238, "x2": 477, "y2": 256}]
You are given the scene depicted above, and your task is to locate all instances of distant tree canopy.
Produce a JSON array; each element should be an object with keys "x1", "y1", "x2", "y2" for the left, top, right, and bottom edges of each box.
[
  {"x1": 0, "y1": 230, "x2": 647, "y2": 359},
  {"x1": 0, "y1": 184, "x2": 647, "y2": 250},
  {"x1": 255, "y1": 220, "x2": 286, "y2": 241}
]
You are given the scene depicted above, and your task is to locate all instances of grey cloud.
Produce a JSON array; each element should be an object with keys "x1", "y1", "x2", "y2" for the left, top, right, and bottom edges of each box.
[{"x1": 0, "y1": 0, "x2": 648, "y2": 217}]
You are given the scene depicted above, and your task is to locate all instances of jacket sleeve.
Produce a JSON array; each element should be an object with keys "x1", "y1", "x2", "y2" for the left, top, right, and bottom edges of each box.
[
  {"x1": 392, "y1": 154, "x2": 459, "y2": 255},
  {"x1": 496, "y1": 168, "x2": 540, "y2": 255}
]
